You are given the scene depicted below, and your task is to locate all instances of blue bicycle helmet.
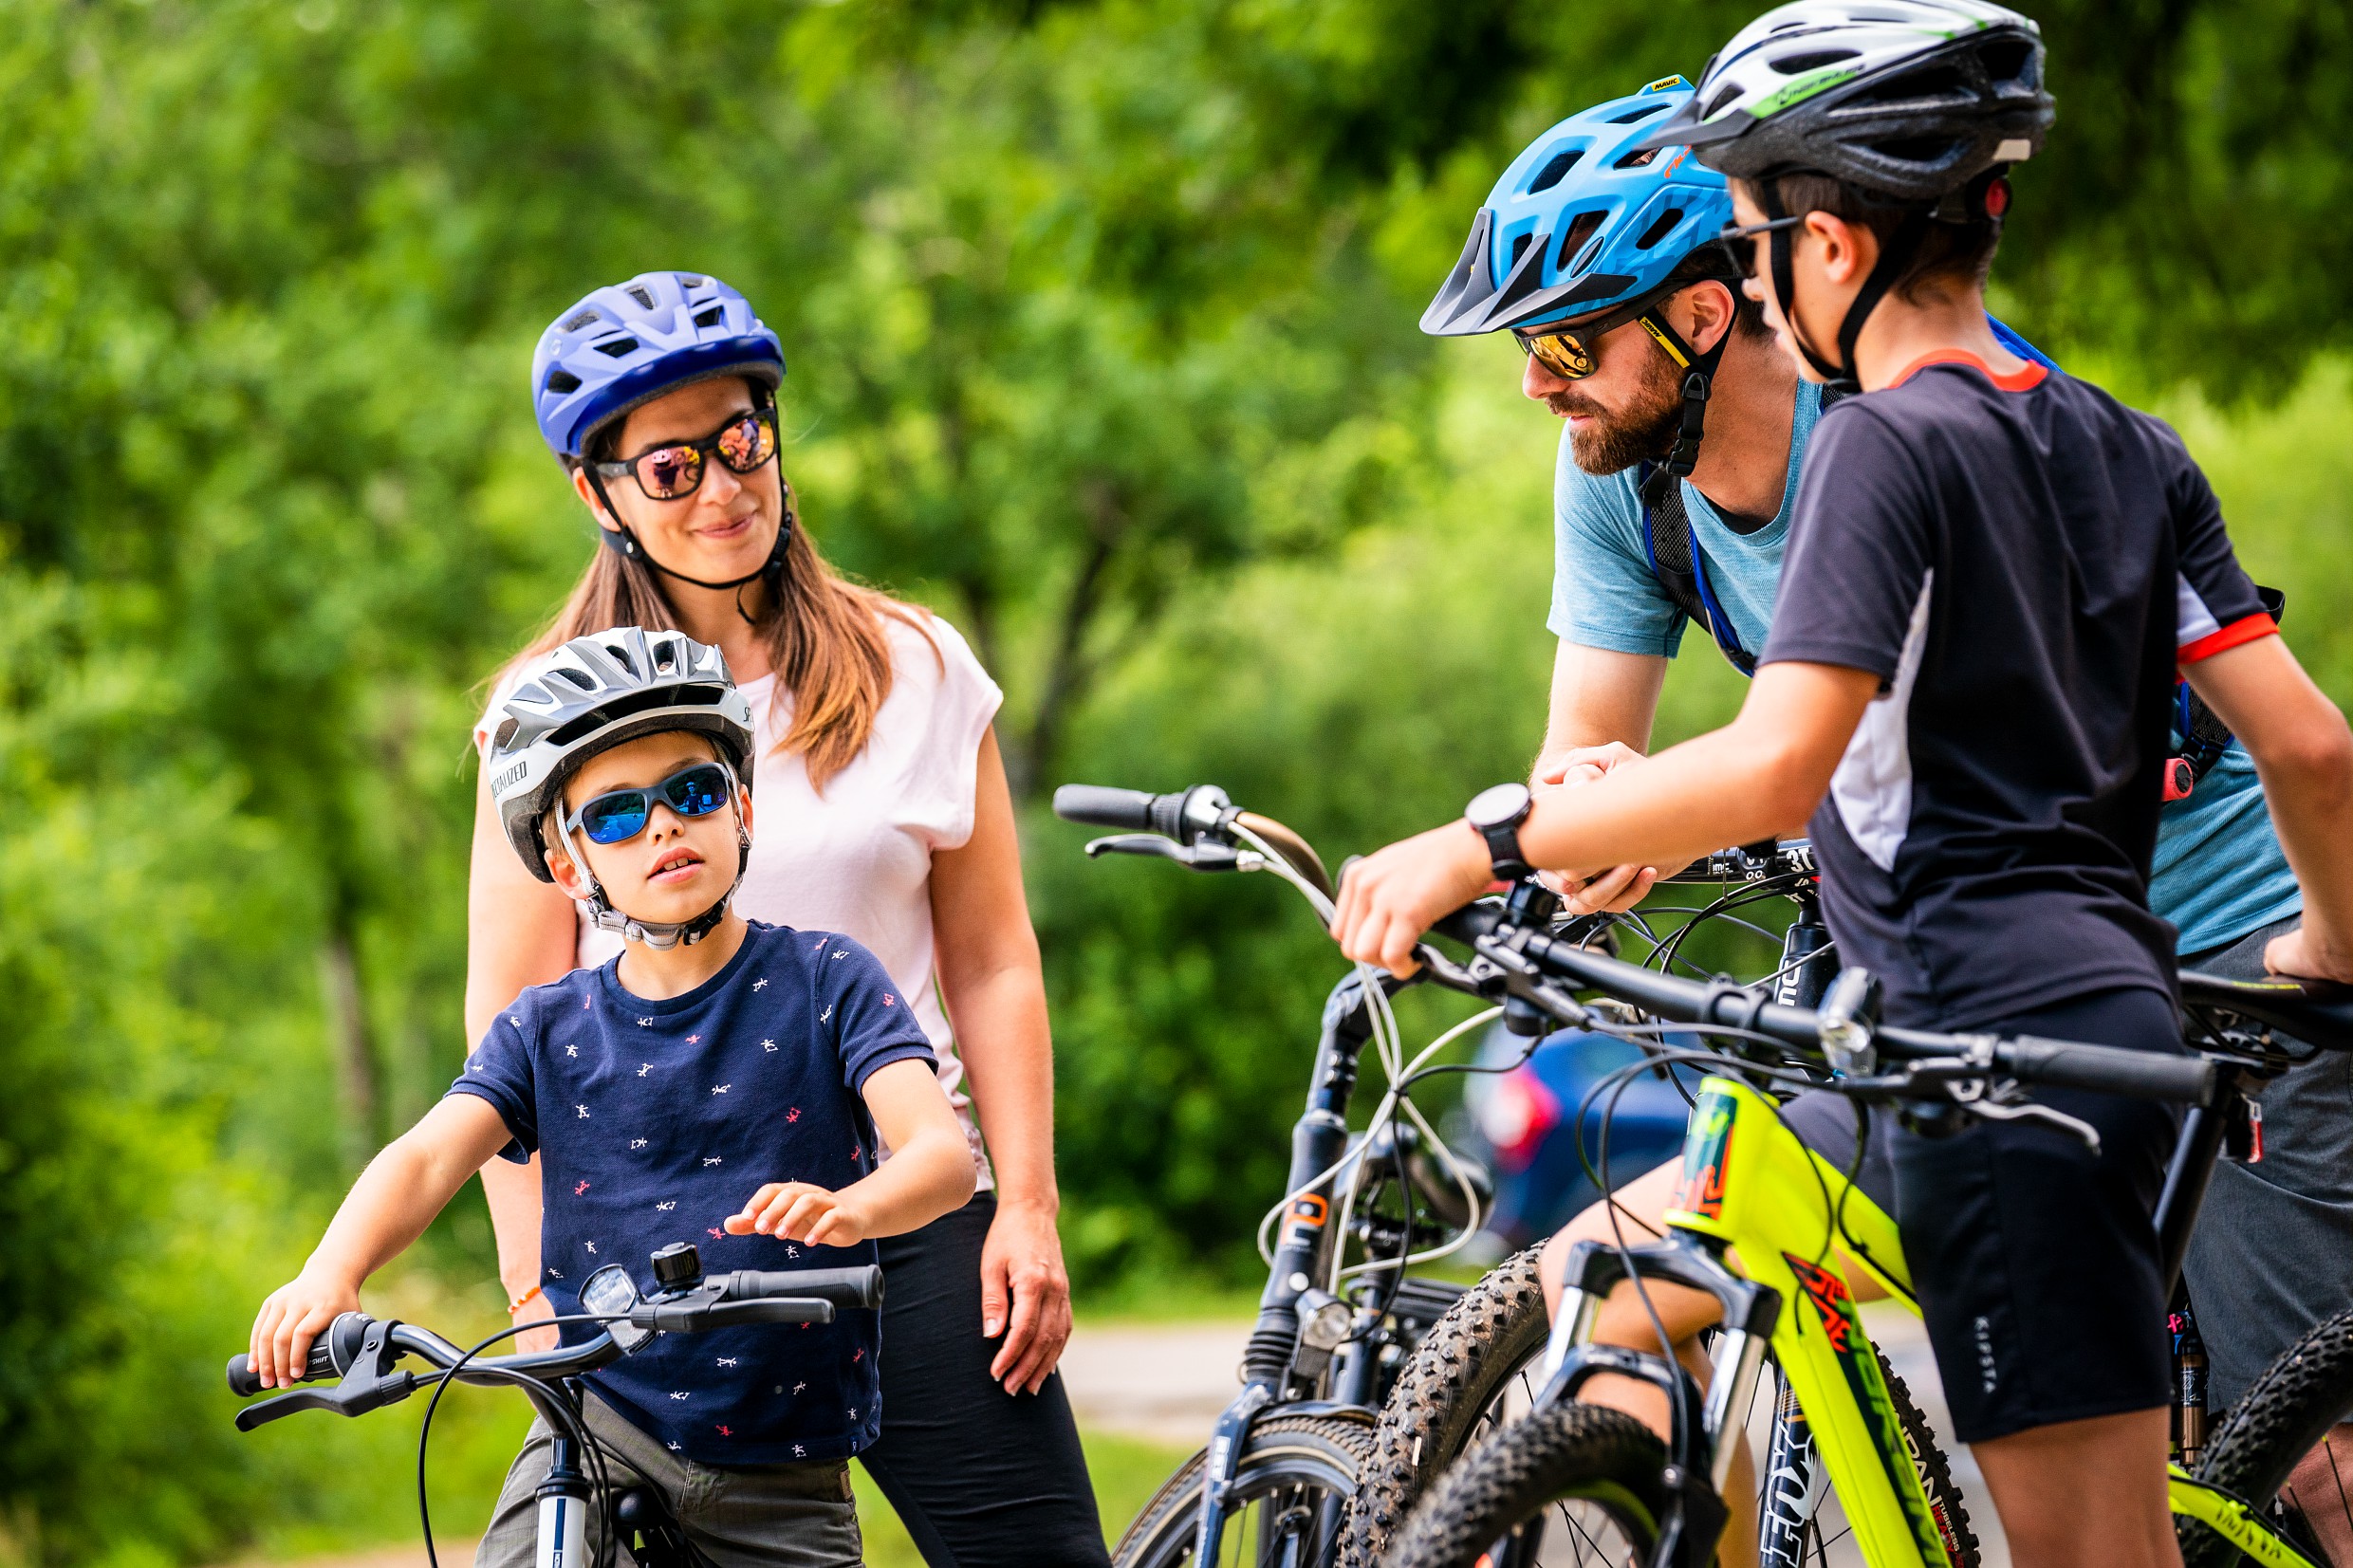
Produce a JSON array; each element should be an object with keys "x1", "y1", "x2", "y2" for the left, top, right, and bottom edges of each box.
[
  {"x1": 531, "y1": 271, "x2": 785, "y2": 463},
  {"x1": 1422, "y1": 77, "x2": 1735, "y2": 338}
]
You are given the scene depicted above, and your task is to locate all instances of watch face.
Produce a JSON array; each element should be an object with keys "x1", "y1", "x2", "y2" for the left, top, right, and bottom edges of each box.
[{"x1": 1466, "y1": 782, "x2": 1532, "y2": 828}]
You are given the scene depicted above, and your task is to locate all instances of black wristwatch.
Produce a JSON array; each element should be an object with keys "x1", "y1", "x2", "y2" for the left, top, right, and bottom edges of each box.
[{"x1": 1464, "y1": 783, "x2": 1535, "y2": 882}]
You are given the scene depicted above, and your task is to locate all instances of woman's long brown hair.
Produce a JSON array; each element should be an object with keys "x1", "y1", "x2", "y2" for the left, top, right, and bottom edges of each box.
[{"x1": 502, "y1": 458, "x2": 934, "y2": 792}]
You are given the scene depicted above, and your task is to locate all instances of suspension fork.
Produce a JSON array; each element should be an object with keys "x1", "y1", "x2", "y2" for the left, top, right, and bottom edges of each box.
[
  {"x1": 1195, "y1": 969, "x2": 1401, "y2": 1568},
  {"x1": 1541, "y1": 1234, "x2": 1779, "y2": 1568}
]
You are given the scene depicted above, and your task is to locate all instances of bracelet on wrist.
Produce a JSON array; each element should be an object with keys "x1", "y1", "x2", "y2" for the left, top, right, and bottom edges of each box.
[{"x1": 509, "y1": 1283, "x2": 545, "y2": 1316}]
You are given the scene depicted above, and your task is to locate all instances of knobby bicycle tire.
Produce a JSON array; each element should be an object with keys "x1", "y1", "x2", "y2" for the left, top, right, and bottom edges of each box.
[
  {"x1": 1340, "y1": 1245, "x2": 1551, "y2": 1568},
  {"x1": 1382, "y1": 1402, "x2": 1667, "y2": 1568},
  {"x1": 2183, "y1": 1304, "x2": 2353, "y2": 1567},
  {"x1": 1114, "y1": 1410, "x2": 1377, "y2": 1568},
  {"x1": 1341, "y1": 1247, "x2": 1978, "y2": 1568}
]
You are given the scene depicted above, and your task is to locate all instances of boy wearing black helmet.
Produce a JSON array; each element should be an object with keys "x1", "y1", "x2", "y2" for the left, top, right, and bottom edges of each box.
[
  {"x1": 1334, "y1": 4, "x2": 2353, "y2": 1562},
  {"x1": 250, "y1": 627, "x2": 975, "y2": 1568}
]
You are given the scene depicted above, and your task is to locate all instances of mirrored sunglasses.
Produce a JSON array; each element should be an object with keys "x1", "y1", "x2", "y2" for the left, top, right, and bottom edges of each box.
[
  {"x1": 1510, "y1": 296, "x2": 1656, "y2": 380},
  {"x1": 565, "y1": 762, "x2": 736, "y2": 846},
  {"x1": 593, "y1": 406, "x2": 778, "y2": 502}
]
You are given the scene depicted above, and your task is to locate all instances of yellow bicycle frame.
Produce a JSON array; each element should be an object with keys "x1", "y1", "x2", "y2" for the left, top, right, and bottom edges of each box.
[{"x1": 1549, "y1": 1073, "x2": 2321, "y2": 1567}]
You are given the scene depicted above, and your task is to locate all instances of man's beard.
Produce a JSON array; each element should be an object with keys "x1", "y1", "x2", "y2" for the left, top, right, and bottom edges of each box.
[{"x1": 1550, "y1": 353, "x2": 1683, "y2": 476}]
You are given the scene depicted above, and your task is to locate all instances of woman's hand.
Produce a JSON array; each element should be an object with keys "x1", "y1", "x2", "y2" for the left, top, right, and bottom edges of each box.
[
  {"x1": 728, "y1": 1181, "x2": 877, "y2": 1248},
  {"x1": 250, "y1": 1267, "x2": 361, "y2": 1390},
  {"x1": 981, "y1": 1198, "x2": 1073, "y2": 1395},
  {"x1": 1331, "y1": 820, "x2": 1495, "y2": 975}
]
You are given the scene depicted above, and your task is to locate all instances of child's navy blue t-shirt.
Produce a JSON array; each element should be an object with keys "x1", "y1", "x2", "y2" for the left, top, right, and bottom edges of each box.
[{"x1": 449, "y1": 920, "x2": 935, "y2": 1465}]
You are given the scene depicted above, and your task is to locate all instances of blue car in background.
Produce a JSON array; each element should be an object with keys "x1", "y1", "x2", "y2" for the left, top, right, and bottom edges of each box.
[{"x1": 1456, "y1": 1022, "x2": 1704, "y2": 1255}]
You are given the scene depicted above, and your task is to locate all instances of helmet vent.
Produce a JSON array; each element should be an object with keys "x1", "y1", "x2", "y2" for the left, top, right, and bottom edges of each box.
[
  {"x1": 1977, "y1": 38, "x2": 2034, "y2": 85},
  {"x1": 1509, "y1": 231, "x2": 1534, "y2": 270},
  {"x1": 1637, "y1": 207, "x2": 1685, "y2": 249},
  {"x1": 1770, "y1": 48, "x2": 1859, "y2": 74},
  {"x1": 1613, "y1": 146, "x2": 1661, "y2": 170},
  {"x1": 550, "y1": 667, "x2": 598, "y2": 692},
  {"x1": 1703, "y1": 83, "x2": 1743, "y2": 119},
  {"x1": 492, "y1": 717, "x2": 519, "y2": 750},
  {"x1": 594, "y1": 337, "x2": 640, "y2": 359},
  {"x1": 1554, "y1": 210, "x2": 1607, "y2": 273},
  {"x1": 626, "y1": 286, "x2": 657, "y2": 309},
  {"x1": 562, "y1": 309, "x2": 602, "y2": 333},
  {"x1": 1528, "y1": 148, "x2": 1584, "y2": 194},
  {"x1": 1606, "y1": 101, "x2": 1672, "y2": 124},
  {"x1": 544, "y1": 368, "x2": 582, "y2": 396},
  {"x1": 694, "y1": 305, "x2": 724, "y2": 328},
  {"x1": 1859, "y1": 65, "x2": 1968, "y2": 105},
  {"x1": 678, "y1": 275, "x2": 708, "y2": 288}
]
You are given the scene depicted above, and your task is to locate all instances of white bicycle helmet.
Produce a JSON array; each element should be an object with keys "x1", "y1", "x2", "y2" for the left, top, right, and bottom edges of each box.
[
  {"x1": 1633, "y1": 0, "x2": 2054, "y2": 392},
  {"x1": 488, "y1": 627, "x2": 756, "y2": 948},
  {"x1": 1640, "y1": 0, "x2": 2053, "y2": 199}
]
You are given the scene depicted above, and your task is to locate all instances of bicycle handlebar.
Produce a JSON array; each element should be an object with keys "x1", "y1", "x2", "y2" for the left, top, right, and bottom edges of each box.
[
  {"x1": 1438, "y1": 903, "x2": 2217, "y2": 1107},
  {"x1": 225, "y1": 1264, "x2": 887, "y2": 1420}
]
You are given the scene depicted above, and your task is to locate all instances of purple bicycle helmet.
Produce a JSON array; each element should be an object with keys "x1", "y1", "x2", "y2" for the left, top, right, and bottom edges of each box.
[{"x1": 531, "y1": 271, "x2": 785, "y2": 463}]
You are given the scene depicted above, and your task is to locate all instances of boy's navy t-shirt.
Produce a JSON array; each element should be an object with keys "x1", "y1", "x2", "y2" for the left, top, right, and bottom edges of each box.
[
  {"x1": 450, "y1": 920, "x2": 935, "y2": 1465},
  {"x1": 1759, "y1": 353, "x2": 2276, "y2": 1030}
]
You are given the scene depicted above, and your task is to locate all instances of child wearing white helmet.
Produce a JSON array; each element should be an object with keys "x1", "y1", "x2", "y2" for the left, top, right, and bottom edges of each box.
[{"x1": 251, "y1": 626, "x2": 975, "y2": 1567}]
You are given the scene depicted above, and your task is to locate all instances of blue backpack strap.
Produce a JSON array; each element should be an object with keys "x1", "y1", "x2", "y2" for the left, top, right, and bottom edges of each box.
[{"x1": 1638, "y1": 461, "x2": 1757, "y2": 676}]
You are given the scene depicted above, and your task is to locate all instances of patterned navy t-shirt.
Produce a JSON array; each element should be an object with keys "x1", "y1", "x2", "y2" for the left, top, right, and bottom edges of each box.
[{"x1": 450, "y1": 920, "x2": 935, "y2": 1465}]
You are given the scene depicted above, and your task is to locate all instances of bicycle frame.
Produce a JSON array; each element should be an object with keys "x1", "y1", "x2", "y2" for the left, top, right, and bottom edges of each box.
[{"x1": 1538, "y1": 1073, "x2": 2321, "y2": 1568}]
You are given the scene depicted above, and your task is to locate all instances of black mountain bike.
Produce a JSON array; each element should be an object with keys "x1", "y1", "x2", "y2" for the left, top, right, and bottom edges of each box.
[
  {"x1": 226, "y1": 1244, "x2": 881, "y2": 1568},
  {"x1": 1055, "y1": 784, "x2": 1531, "y2": 1568}
]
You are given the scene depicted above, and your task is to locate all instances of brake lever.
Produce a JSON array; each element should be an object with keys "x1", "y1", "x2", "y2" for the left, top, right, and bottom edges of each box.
[
  {"x1": 1083, "y1": 834, "x2": 1240, "y2": 871},
  {"x1": 1953, "y1": 1090, "x2": 2103, "y2": 1154},
  {"x1": 232, "y1": 1318, "x2": 417, "y2": 1431}
]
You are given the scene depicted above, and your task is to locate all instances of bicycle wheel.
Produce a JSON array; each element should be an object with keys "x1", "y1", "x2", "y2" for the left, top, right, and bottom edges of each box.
[
  {"x1": 1343, "y1": 1250, "x2": 1978, "y2": 1568},
  {"x1": 1341, "y1": 1245, "x2": 1552, "y2": 1568},
  {"x1": 1115, "y1": 1411, "x2": 1377, "y2": 1568},
  {"x1": 2183, "y1": 1305, "x2": 2353, "y2": 1568},
  {"x1": 1382, "y1": 1402, "x2": 1666, "y2": 1568}
]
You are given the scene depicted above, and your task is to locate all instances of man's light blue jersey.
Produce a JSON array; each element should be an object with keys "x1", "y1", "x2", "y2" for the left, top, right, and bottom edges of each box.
[{"x1": 1547, "y1": 378, "x2": 2301, "y2": 955}]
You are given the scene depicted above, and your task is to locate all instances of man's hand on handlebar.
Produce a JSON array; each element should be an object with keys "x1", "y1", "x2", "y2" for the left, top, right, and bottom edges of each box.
[
  {"x1": 1331, "y1": 820, "x2": 1494, "y2": 976},
  {"x1": 250, "y1": 1265, "x2": 361, "y2": 1391},
  {"x1": 1532, "y1": 743, "x2": 1682, "y2": 913}
]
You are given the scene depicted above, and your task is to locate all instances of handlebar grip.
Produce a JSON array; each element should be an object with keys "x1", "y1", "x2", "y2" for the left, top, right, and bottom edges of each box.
[
  {"x1": 227, "y1": 1337, "x2": 338, "y2": 1397},
  {"x1": 1051, "y1": 785, "x2": 1162, "y2": 831},
  {"x1": 725, "y1": 1265, "x2": 885, "y2": 1310},
  {"x1": 2000, "y1": 1037, "x2": 2217, "y2": 1106}
]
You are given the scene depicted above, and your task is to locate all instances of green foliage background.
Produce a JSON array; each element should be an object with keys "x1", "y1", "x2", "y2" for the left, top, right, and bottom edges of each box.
[{"x1": 0, "y1": 0, "x2": 2347, "y2": 1559}]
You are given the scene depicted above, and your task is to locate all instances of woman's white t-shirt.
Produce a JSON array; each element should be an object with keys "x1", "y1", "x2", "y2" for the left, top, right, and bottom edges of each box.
[{"x1": 479, "y1": 612, "x2": 1004, "y2": 1187}]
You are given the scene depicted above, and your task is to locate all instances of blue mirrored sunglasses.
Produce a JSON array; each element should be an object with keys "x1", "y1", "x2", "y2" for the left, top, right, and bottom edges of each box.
[{"x1": 565, "y1": 762, "x2": 735, "y2": 846}]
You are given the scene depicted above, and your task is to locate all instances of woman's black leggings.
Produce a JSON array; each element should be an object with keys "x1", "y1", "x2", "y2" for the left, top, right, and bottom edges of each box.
[{"x1": 864, "y1": 1192, "x2": 1113, "y2": 1567}]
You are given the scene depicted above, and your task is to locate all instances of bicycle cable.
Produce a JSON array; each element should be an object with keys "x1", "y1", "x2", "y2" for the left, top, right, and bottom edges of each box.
[{"x1": 414, "y1": 1312, "x2": 651, "y2": 1568}]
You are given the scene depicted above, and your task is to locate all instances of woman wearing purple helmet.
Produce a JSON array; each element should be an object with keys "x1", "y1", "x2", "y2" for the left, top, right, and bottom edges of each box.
[{"x1": 468, "y1": 270, "x2": 1108, "y2": 1566}]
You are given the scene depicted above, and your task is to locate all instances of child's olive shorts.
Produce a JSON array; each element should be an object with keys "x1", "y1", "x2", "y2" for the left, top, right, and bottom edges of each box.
[{"x1": 475, "y1": 1393, "x2": 862, "y2": 1568}]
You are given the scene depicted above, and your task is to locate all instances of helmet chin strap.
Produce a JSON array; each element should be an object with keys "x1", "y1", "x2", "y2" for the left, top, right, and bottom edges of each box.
[
  {"x1": 557, "y1": 771, "x2": 753, "y2": 951},
  {"x1": 1758, "y1": 180, "x2": 1933, "y2": 398},
  {"x1": 584, "y1": 469, "x2": 797, "y2": 626},
  {"x1": 1634, "y1": 296, "x2": 1733, "y2": 511}
]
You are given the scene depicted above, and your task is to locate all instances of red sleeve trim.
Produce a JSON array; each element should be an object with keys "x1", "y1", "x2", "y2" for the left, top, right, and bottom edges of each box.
[{"x1": 2179, "y1": 612, "x2": 2278, "y2": 665}]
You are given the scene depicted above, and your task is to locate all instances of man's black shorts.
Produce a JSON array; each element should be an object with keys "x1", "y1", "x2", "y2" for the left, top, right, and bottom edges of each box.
[{"x1": 1776, "y1": 987, "x2": 2183, "y2": 1444}]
